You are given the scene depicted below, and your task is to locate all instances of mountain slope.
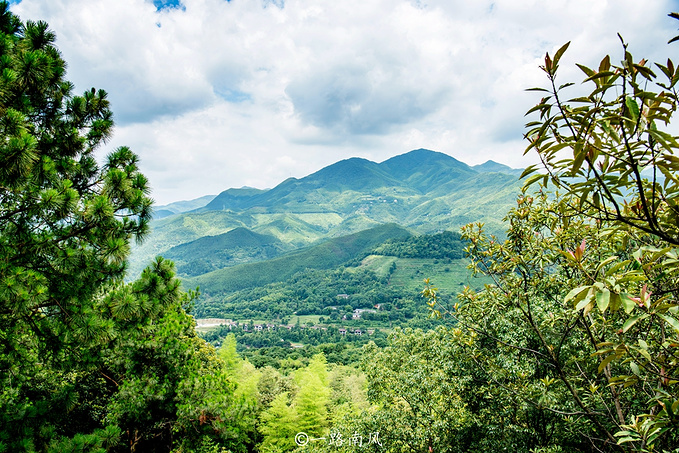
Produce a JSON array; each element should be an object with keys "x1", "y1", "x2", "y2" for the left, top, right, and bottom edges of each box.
[
  {"x1": 188, "y1": 223, "x2": 412, "y2": 295},
  {"x1": 472, "y1": 160, "x2": 523, "y2": 176},
  {"x1": 379, "y1": 148, "x2": 477, "y2": 193},
  {"x1": 162, "y1": 227, "x2": 287, "y2": 277},
  {"x1": 204, "y1": 187, "x2": 268, "y2": 211},
  {"x1": 204, "y1": 157, "x2": 405, "y2": 213}
]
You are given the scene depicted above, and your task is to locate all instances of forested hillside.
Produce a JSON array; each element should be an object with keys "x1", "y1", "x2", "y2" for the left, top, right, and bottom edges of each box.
[
  {"x1": 188, "y1": 223, "x2": 411, "y2": 295},
  {"x1": 163, "y1": 227, "x2": 288, "y2": 277}
]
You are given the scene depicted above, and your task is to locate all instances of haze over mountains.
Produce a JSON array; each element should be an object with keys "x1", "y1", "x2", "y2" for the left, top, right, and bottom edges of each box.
[{"x1": 129, "y1": 149, "x2": 523, "y2": 281}]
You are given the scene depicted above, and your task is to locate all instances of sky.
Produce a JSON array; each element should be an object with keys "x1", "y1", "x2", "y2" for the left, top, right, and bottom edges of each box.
[{"x1": 9, "y1": 0, "x2": 679, "y2": 205}]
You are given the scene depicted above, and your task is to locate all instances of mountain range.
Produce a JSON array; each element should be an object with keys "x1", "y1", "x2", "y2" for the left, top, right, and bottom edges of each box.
[{"x1": 128, "y1": 149, "x2": 523, "y2": 282}]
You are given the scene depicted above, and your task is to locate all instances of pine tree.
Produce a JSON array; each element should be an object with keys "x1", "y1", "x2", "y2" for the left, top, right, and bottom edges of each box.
[
  {"x1": 259, "y1": 392, "x2": 299, "y2": 452},
  {"x1": 0, "y1": 5, "x2": 241, "y2": 451},
  {"x1": 294, "y1": 354, "x2": 330, "y2": 437}
]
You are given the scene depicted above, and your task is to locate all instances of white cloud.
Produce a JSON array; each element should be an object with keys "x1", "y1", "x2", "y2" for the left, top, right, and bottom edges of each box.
[{"x1": 10, "y1": 0, "x2": 679, "y2": 203}]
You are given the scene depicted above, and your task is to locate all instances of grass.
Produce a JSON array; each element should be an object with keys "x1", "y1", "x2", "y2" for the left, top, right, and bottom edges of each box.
[
  {"x1": 289, "y1": 315, "x2": 323, "y2": 325},
  {"x1": 359, "y1": 255, "x2": 398, "y2": 277},
  {"x1": 359, "y1": 256, "x2": 491, "y2": 298}
]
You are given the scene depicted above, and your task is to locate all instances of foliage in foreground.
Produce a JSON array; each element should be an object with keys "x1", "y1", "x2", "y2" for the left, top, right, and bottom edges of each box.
[
  {"x1": 0, "y1": 5, "x2": 244, "y2": 451},
  {"x1": 419, "y1": 34, "x2": 679, "y2": 453}
]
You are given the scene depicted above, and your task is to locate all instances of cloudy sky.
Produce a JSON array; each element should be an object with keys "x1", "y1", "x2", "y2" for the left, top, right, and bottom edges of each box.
[{"x1": 9, "y1": 0, "x2": 679, "y2": 204}]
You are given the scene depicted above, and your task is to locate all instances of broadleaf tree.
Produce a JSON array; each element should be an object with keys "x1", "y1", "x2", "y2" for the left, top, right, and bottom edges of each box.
[
  {"x1": 520, "y1": 22, "x2": 679, "y2": 451},
  {"x1": 421, "y1": 19, "x2": 679, "y2": 453}
]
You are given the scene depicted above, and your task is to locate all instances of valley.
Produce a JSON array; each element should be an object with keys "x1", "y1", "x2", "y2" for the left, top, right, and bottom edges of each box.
[{"x1": 129, "y1": 148, "x2": 522, "y2": 352}]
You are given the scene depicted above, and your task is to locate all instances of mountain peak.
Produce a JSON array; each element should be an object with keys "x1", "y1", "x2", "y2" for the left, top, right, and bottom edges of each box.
[
  {"x1": 302, "y1": 157, "x2": 399, "y2": 191},
  {"x1": 381, "y1": 148, "x2": 466, "y2": 166},
  {"x1": 379, "y1": 149, "x2": 475, "y2": 193},
  {"x1": 200, "y1": 149, "x2": 517, "y2": 212},
  {"x1": 472, "y1": 160, "x2": 523, "y2": 176}
]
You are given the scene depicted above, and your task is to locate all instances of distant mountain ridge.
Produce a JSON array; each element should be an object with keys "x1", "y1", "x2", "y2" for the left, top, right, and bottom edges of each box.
[
  {"x1": 472, "y1": 160, "x2": 524, "y2": 176},
  {"x1": 153, "y1": 194, "x2": 217, "y2": 219},
  {"x1": 203, "y1": 149, "x2": 495, "y2": 213},
  {"x1": 129, "y1": 149, "x2": 523, "y2": 279}
]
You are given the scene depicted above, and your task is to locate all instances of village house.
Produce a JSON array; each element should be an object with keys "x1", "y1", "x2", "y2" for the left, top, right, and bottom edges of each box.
[{"x1": 352, "y1": 308, "x2": 377, "y2": 319}]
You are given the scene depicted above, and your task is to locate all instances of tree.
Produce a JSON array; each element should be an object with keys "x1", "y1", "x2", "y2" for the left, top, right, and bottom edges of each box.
[
  {"x1": 287, "y1": 353, "x2": 331, "y2": 440},
  {"x1": 422, "y1": 25, "x2": 679, "y2": 452},
  {"x1": 322, "y1": 325, "x2": 574, "y2": 453},
  {"x1": 520, "y1": 30, "x2": 679, "y2": 451},
  {"x1": 0, "y1": 5, "x2": 243, "y2": 451},
  {"x1": 444, "y1": 194, "x2": 652, "y2": 452},
  {"x1": 259, "y1": 392, "x2": 299, "y2": 453},
  {"x1": 357, "y1": 328, "x2": 473, "y2": 453},
  {"x1": 522, "y1": 37, "x2": 679, "y2": 246}
]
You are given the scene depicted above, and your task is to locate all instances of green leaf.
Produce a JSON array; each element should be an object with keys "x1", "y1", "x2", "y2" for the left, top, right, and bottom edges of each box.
[
  {"x1": 620, "y1": 293, "x2": 637, "y2": 315},
  {"x1": 637, "y1": 347, "x2": 652, "y2": 363},
  {"x1": 552, "y1": 42, "x2": 571, "y2": 68},
  {"x1": 658, "y1": 313, "x2": 679, "y2": 334},
  {"x1": 630, "y1": 361, "x2": 640, "y2": 376},
  {"x1": 576, "y1": 63, "x2": 595, "y2": 78},
  {"x1": 583, "y1": 71, "x2": 616, "y2": 83},
  {"x1": 634, "y1": 64, "x2": 656, "y2": 80},
  {"x1": 598, "y1": 55, "x2": 611, "y2": 73},
  {"x1": 632, "y1": 249, "x2": 642, "y2": 261},
  {"x1": 571, "y1": 142, "x2": 587, "y2": 175},
  {"x1": 596, "y1": 289, "x2": 610, "y2": 313},
  {"x1": 597, "y1": 353, "x2": 616, "y2": 374},
  {"x1": 525, "y1": 101, "x2": 551, "y2": 116},
  {"x1": 519, "y1": 165, "x2": 538, "y2": 179},
  {"x1": 622, "y1": 314, "x2": 649, "y2": 333},
  {"x1": 576, "y1": 294, "x2": 594, "y2": 312},
  {"x1": 523, "y1": 173, "x2": 545, "y2": 188},
  {"x1": 625, "y1": 97, "x2": 640, "y2": 122},
  {"x1": 594, "y1": 256, "x2": 618, "y2": 277},
  {"x1": 609, "y1": 292, "x2": 622, "y2": 312},
  {"x1": 565, "y1": 285, "x2": 590, "y2": 305},
  {"x1": 568, "y1": 96, "x2": 593, "y2": 103}
]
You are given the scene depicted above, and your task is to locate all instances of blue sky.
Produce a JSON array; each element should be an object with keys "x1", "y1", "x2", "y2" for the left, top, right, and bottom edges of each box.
[{"x1": 10, "y1": 0, "x2": 679, "y2": 204}]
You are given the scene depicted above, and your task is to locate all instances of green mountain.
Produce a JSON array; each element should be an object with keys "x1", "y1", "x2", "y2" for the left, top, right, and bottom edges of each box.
[
  {"x1": 162, "y1": 227, "x2": 287, "y2": 277},
  {"x1": 379, "y1": 148, "x2": 477, "y2": 193},
  {"x1": 203, "y1": 149, "x2": 485, "y2": 213},
  {"x1": 193, "y1": 228, "x2": 488, "y2": 323},
  {"x1": 206, "y1": 158, "x2": 400, "y2": 212},
  {"x1": 187, "y1": 223, "x2": 412, "y2": 296},
  {"x1": 202, "y1": 187, "x2": 268, "y2": 212},
  {"x1": 472, "y1": 160, "x2": 524, "y2": 176},
  {"x1": 152, "y1": 194, "x2": 217, "y2": 219},
  {"x1": 129, "y1": 148, "x2": 522, "y2": 278}
]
